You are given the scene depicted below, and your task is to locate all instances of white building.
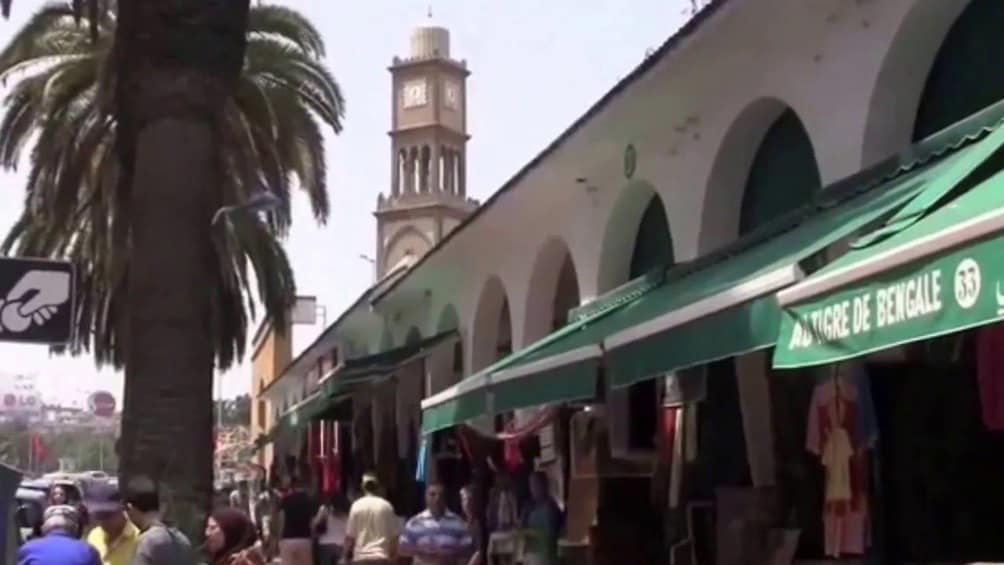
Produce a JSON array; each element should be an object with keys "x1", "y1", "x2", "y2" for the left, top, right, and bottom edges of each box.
[{"x1": 259, "y1": 0, "x2": 1004, "y2": 558}]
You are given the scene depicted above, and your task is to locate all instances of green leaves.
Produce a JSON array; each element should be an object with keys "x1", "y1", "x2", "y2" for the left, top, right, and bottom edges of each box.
[{"x1": 0, "y1": 2, "x2": 343, "y2": 370}]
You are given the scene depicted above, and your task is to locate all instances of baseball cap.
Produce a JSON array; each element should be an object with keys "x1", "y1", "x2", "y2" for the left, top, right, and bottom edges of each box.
[{"x1": 85, "y1": 481, "x2": 123, "y2": 515}]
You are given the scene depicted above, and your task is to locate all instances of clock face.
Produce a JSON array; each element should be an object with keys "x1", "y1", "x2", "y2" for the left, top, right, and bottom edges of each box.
[
  {"x1": 444, "y1": 81, "x2": 459, "y2": 110},
  {"x1": 402, "y1": 79, "x2": 428, "y2": 108}
]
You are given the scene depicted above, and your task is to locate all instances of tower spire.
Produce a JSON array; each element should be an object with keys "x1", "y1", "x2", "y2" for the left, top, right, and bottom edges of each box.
[{"x1": 427, "y1": 4, "x2": 433, "y2": 19}]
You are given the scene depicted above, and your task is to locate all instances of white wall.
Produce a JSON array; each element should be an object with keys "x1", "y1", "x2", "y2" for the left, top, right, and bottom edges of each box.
[{"x1": 370, "y1": 0, "x2": 970, "y2": 389}]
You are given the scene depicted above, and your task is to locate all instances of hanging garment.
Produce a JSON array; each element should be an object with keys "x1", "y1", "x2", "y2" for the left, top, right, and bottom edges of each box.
[
  {"x1": 806, "y1": 377, "x2": 870, "y2": 557},
  {"x1": 850, "y1": 365, "x2": 879, "y2": 449},
  {"x1": 415, "y1": 436, "x2": 428, "y2": 483},
  {"x1": 499, "y1": 417, "x2": 525, "y2": 473},
  {"x1": 977, "y1": 324, "x2": 1004, "y2": 431},
  {"x1": 321, "y1": 453, "x2": 339, "y2": 497}
]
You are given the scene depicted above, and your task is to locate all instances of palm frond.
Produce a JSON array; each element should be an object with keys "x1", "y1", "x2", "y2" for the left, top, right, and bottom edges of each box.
[
  {"x1": 247, "y1": 5, "x2": 325, "y2": 58},
  {"x1": 1, "y1": 1, "x2": 338, "y2": 369}
]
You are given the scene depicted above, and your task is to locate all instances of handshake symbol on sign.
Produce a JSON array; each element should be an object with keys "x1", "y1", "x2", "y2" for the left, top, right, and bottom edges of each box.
[{"x1": 0, "y1": 270, "x2": 71, "y2": 333}]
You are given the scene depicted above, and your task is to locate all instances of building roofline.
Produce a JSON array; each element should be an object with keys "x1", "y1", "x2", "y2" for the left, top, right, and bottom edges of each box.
[
  {"x1": 257, "y1": 263, "x2": 411, "y2": 397},
  {"x1": 370, "y1": 1, "x2": 729, "y2": 305}
]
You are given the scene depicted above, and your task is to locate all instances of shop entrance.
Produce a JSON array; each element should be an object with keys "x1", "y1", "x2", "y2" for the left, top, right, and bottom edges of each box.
[{"x1": 869, "y1": 338, "x2": 1004, "y2": 563}]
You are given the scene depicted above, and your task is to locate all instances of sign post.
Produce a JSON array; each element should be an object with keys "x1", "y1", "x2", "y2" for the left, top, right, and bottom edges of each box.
[{"x1": 0, "y1": 258, "x2": 74, "y2": 344}]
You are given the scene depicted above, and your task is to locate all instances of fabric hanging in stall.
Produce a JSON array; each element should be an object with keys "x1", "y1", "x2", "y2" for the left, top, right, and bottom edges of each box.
[
  {"x1": 415, "y1": 436, "x2": 429, "y2": 483},
  {"x1": 806, "y1": 372, "x2": 871, "y2": 557},
  {"x1": 977, "y1": 324, "x2": 1004, "y2": 431},
  {"x1": 461, "y1": 406, "x2": 559, "y2": 442},
  {"x1": 669, "y1": 406, "x2": 687, "y2": 509}
]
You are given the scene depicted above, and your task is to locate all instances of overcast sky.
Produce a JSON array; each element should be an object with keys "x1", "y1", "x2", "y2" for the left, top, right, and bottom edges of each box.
[{"x1": 0, "y1": 0, "x2": 692, "y2": 406}]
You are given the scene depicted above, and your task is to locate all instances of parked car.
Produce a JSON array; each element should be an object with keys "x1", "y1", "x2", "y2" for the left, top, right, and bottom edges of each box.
[{"x1": 14, "y1": 487, "x2": 46, "y2": 542}]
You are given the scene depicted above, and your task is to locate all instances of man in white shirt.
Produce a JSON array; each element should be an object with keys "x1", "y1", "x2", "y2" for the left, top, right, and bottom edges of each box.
[{"x1": 344, "y1": 474, "x2": 399, "y2": 564}]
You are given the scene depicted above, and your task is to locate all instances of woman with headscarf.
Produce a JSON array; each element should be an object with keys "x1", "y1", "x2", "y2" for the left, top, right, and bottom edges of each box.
[{"x1": 203, "y1": 507, "x2": 266, "y2": 565}]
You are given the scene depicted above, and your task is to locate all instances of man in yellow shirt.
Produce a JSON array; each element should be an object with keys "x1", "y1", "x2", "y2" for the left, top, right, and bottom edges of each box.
[{"x1": 84, "y1": 482, "x2": 140, "y2": 565}]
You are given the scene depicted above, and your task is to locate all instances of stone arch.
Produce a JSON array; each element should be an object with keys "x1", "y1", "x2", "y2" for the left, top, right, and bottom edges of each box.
[
  {"x1": 407, "y1": 146, "x2": 419, "y2": 193},
  {"x1": 377, "y1": 325, "x2": 394, "y2": 353},
  {"x1": 436, "y1": 303, "x2": 460, "y2": 333},
  {"x1": 698, "y1": 97, "x2": 822, "y2": 251},
  {"x1": 384, "y1": 225, "x2": 432, "y2": 272},
  {"x1": 427, "y1": 303, "x2": 463, "y2": 396},
  {"x1": 420, "y1": 145, "x2": 431, "y2": 192},
  {"x1": 860, "y1": 0, "x2": 972, "y2": 164},
  {"x1": 395, "y1": 149, "x2": 406, "y2": 196},
  {"x1": 405, "y1": 326, "x2": 422, "y2": 345},
  {"x1": 523, "y1": 237, "x2": 582, "y2": 343},
  {"x1": 596, "y1": 180, "x2": 673, "y2": 293},
  {"x1": 696, "y1": 105, "x2": 820, "y2": 496},
  {"x1": 738, "y1": 108, "x2": 821, "y2": 234},
  {"x1": 469, "y1": 276, "x2": 512, "y2": 373},
  {"x1": 597, "y1": 181, "x2": 674, "y2": 454},
  {"x1": 913, "y1": 0, "x2": 1004, "y2": 140}
]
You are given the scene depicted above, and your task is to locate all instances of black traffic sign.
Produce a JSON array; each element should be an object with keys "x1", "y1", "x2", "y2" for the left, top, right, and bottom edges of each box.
[{"x1": 0, "y1": 258, "x2": 74, "y2": 344}]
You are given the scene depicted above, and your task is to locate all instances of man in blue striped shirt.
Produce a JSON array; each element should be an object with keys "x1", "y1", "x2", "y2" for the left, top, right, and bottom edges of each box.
[{"x1": 399, "y1": 483, "x2": 472, "y2": 565}]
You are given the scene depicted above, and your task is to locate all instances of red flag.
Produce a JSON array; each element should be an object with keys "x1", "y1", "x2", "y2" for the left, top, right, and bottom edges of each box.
[{"x1": 29, "y1": 434, "x2": 47, "y2": 462}]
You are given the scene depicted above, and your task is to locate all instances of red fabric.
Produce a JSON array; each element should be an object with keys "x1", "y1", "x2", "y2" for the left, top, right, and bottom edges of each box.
[
  {"x1": 456, "y1": 428, "x2": 473, "y2": 462},
  {"x1": 658, "y1": 407, "x2": 678, "y2": 467},
  {"x1": 29, "y1": 434, "x2": 47, "y2": 462},
  {"x1": 460, "y1": 407, "x2": 558, "y2": 441},
  {"x1": 978, "y1": 325, "x2": 1004, "y2": 431},
  {"x1": 502, "y1": 420, "x2": 525, "y2": 473}
]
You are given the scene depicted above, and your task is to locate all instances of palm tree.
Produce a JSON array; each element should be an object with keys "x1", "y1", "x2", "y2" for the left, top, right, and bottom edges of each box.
[{"x1": 0, "y1": 1, "x2": 342, "y2": 535}]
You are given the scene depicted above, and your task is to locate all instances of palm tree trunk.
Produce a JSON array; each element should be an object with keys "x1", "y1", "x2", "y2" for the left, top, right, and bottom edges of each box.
[{"x1": 114, "y1": 0, "x2": 250, "y2": 540}]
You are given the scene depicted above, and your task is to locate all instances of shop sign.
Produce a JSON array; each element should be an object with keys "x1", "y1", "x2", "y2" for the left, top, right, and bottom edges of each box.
[{"x1": 774, "y1": 232, "x2": 1004, "y2": 368}]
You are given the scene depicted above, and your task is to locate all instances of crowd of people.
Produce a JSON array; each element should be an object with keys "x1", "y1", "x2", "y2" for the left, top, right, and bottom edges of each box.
[
  {"x1": 15, "y1": 468, "x2": 563, "y2": 565},
  {"x1": 17, "y1": 477, "x2": 263, "y2": 565}
]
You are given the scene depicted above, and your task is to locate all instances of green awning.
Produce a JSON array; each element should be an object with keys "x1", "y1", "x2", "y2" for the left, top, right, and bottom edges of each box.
[
  {"x1": 260, "y1": 391, "x2": 329, "y2": 443},
  {"x1": 321, "y1": 330, "x2": 458, "y2": 397},
  {"x1": 773, "y1": 166, "x2": 1004, "y2": 368},
  {"x1": 419, "y1": 273, "x2": 661, "y2": 433},
  {"x1": 489, "y1": 277, "x2": 659, "y2": 412},
  {"x1": 602, "y1": 122, "x2": 1004, "y2": 388},
  {"x1": 337, "y1": 330, "x2": 458, "y2": 381},
  {"x1": 420, "y1": 373, "x2": 490, "y2": 435}
]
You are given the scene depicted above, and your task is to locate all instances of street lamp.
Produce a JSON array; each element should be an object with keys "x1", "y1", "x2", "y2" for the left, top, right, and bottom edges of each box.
[
  {"x1": 211, "y1": 191, "x2": 282, "y2": 226},
  {"x1": 211, "y1": 191, "x2": 281, "y2": 433},
  {"x1": 359, "y1": 254, "x2": 377, "y2": 282}
]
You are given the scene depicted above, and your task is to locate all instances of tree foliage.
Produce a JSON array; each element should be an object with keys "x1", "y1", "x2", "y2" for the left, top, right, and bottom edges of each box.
[
  {"x1": 214, "y1": 394, "x2": 251, "y2": 428},
  {"x1": 0, "y1": 2, "x2": 344, "y2": 370}
]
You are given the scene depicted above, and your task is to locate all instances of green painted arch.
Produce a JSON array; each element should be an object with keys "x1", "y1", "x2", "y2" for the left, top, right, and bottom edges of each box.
[
  {"x1": 435, "y1": 303, "x2": 460, "y2": 334},
  {"x1": 914, "y1": 0, "x2": 1004, "y2": 140},
  {"x1": 598, "y1": 179, "x2": 674, "y2": 292},
  {"x1": 629, "y1": 194, "x2": 674, "y2": 278},
  {"x1": 738, "y1": 108, "x2": 822, "y2": 235},
  {"x1": 405, "y1": 326, "x2": 422, "y2": 345}
]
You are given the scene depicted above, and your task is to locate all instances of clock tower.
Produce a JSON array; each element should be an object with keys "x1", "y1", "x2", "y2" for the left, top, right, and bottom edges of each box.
[{"x1": 375, "y1": 21, "x2": 478, "y2": 278}]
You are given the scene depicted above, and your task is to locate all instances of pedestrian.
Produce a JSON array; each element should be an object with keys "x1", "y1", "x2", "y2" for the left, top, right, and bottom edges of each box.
[
  {"x1": 84, "y1": 482, "x2": 140, "y2": 565},
  {"x1": 460, "y1": 485, "x2": 485, "y2": 565},
  {"x1": 276, "y1": 475, "x2": 317, "y2": 565},
  {"x1": 17, "y1": 505, "x2": 101, "y2": 565},
  {"x1": 520, "y1": 472, "x2": 562, "y2": 565},
  {"x1": 124, "y1": 475, "x2": 196, "y2": 565},
  {"x1": 399, "y1": 482, "x2": 472, "y2": 565},
  {"x1": 203, "y1": 507, "x2": 265, "y2": 565},
  {"x1": 229, "y1": 482, "x2": 249, "y2": 514},
  {"x1": 49, "y1": 485, "x2": 69, "y2": 506},
  {"x1": 312, "y1": 491, "x2": 349, "y2": 564},
  {"x1": 343, "y1": 473, "x2": 399, "y2": 564},
  {"x1": 251, "y1": 480, "x2": 276, "y2": 557}
]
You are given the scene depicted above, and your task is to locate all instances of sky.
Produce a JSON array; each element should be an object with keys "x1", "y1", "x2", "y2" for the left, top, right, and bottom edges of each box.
[{"x1": 0, "y1": 0, "x2": 694, "y2": 406}]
